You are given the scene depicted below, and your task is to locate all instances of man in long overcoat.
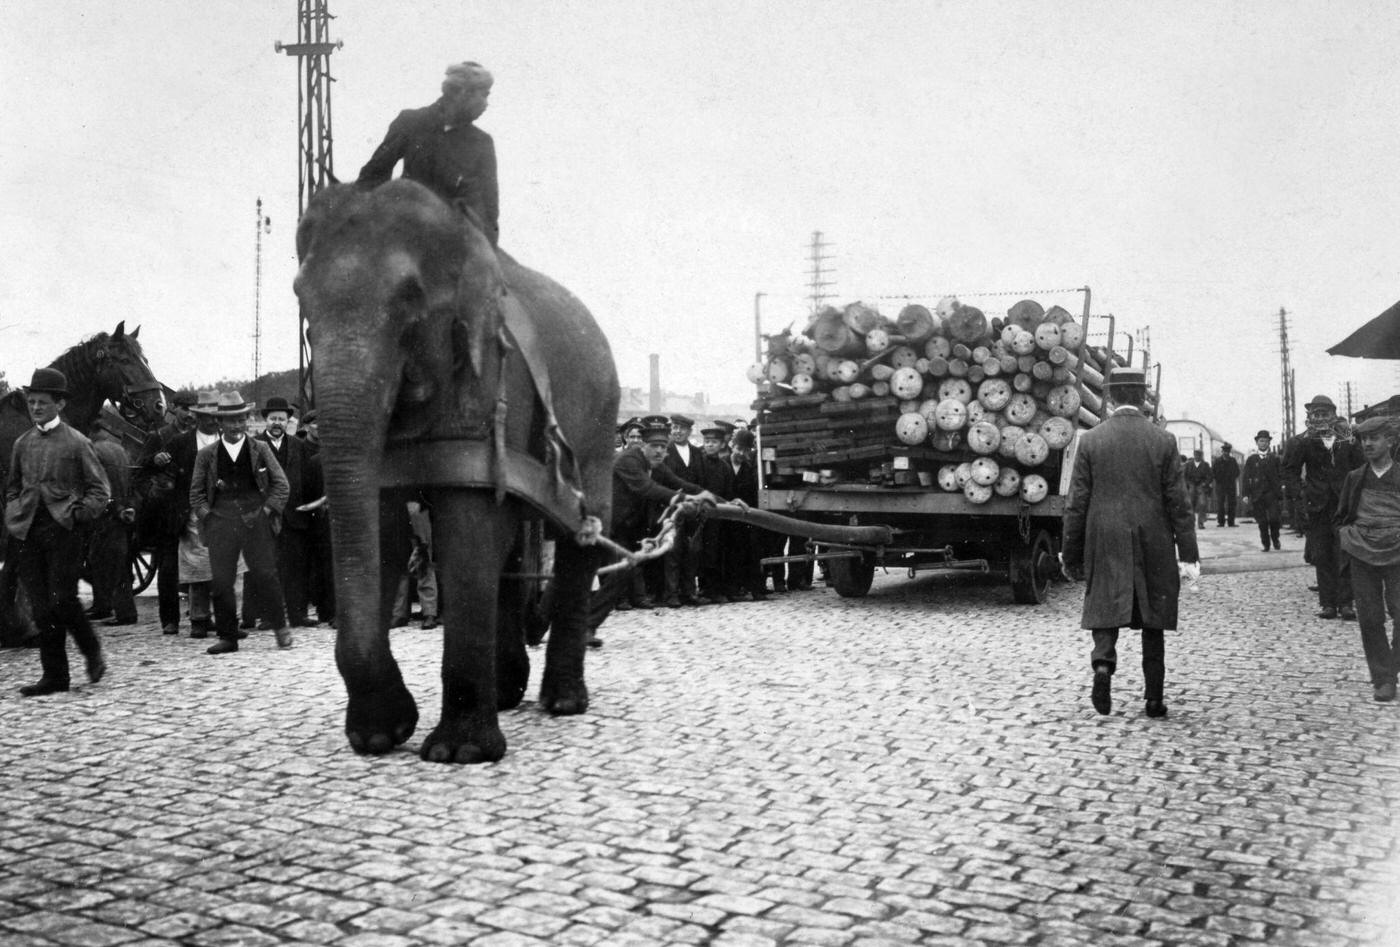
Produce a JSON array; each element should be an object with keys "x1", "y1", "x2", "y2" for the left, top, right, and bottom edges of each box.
[
  {"x1": 1242, "y1": 429, "x2": 1283, "y2": 552},
  {"x1": 1062, "y1": 367, "x2": 1199, "y2": 718}
]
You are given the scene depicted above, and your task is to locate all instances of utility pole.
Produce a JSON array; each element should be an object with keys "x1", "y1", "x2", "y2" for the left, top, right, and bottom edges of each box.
[
  {"x1": 753, "y1": 292, "x2": 766, "y2": 365},
  {"x1": 807, "y1": 231, "x2": 835, "y2": 314},
  {"x1": 277, "y1": 0, "x2": 342, "y2": 411},
  {"x1": 1278, "y1": 307, "x2": 1296, "y2": 439},
  {"x1": 1135, "y1": 325, "x2": 1152, "y2": 370},
  {"x1": 1340, "y1": 381, "x2": 1357, "y2": 420},
  {"x1": 252, "y1": 198, "x2": 272, "y2": 404}
]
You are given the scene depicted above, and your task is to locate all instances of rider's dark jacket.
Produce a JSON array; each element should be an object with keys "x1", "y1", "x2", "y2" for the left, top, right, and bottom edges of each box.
[{"x1": 357, "y1": 99, "x2": 499, "y2": 244}]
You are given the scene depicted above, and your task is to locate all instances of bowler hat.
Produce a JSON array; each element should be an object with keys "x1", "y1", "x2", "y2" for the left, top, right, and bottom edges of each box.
[
  {"x1": 669, "y1": 414, "x2": 694, "y2": 429},
  {"x1": 261, "y1": 396, "x2": 297, "y2": 418},
  {"x1": 1305, "y1": 394, "x2": 1335, "y2": 410},
  {"x1": 211, "y1": 391, "x2": 255, "y2": 418},
  {"x1": 639, "y1": 414, "x2": 671, "y2": 443},
  {"x1": 24, "y1": 368, "x2": 68, "y2": 398},
  {"x1": 1254, "y1": 429, "x2": 1271, "y2": 441}
]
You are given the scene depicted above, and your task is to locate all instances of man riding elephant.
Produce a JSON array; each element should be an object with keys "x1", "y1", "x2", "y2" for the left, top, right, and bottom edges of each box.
[{"x1": 357, "y1": 61, "x2": 499, "y2": 245}]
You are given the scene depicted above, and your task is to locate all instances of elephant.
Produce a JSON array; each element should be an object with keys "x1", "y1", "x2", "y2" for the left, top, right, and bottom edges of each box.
[{"x1": 294, "y1": 178, "x2": 619, "y2": 763}]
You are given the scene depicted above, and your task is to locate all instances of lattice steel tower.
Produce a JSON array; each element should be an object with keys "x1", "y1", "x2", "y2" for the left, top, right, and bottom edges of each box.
[
  {"x1": 277, "y1": 1, "x2": 342, "y2": 410},
  {"x1": 1278, "y1": 307, "x2": 1296, "y2": 439},
  {"x1": 807, "y1": 231, "x2": 835, "y2": 314}
]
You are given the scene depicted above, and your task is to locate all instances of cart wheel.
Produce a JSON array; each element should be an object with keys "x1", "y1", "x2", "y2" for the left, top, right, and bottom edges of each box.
[
  {"x1": 1009, "y1": 529, "x2": 1056, "y2": 604},
  {"x1": 131, "y1": 548, "x2": 156, "y2": 595},
  {"x1": 827, "y1": 552, "x2": 875, "y2": 598}
]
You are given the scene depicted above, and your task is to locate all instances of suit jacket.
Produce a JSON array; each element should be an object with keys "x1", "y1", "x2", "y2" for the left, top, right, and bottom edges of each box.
[
  {"x1": 258, "y1": 433, "x2": 318, "y2": 531},
  {"x1": 1183, "y1": 458, "x2": 1212, "y2": 487},
  {"x1": 1242, "y1": 451, "x2": 1282, "y2": 504},
  {"x1": 730, "y1": 455, "x2": 759, "y2": 506},
  {"x1": 695, "y1": 451, "x2": 735, "y2": 500},
  {"x1": 664, "y1": 441, "x2": 703, "y2": 484},
  {"x1": 4, "y1": 422, "x2": 110, "y2": 540},
  {"x1": 611, "y1": 446, "x2": 701, "y2": 539},
  {"x1": 189, "y1": 437, "x2": 289, "y2": 526},
  {"x1": 1281, "y1": 433, "x2": 1364, "y2": 519},
  {"x1": 1062, "y1": 408, "x2": 1198, "y2": 630},
  {"x1": 1212, "y1": 454, "x2": 1240, "y2": 487},
  {"x1": 356, "y1": 99, "x2": 499, "y2": 243}
]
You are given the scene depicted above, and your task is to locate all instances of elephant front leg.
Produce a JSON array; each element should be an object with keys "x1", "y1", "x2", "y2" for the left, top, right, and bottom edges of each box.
[
  {"x1": 339, "y1": 640, "x2": 420, "y2": 754},
  {"x1": 539, "y1": 538, "x2": 600, "y2": 715},
  {"x1": 420, "y1": 495, "x2": 516, "y2": 764}
]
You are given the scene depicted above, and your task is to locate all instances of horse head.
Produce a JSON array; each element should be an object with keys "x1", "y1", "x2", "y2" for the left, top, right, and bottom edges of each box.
[{"x1": 80, "y1": 321, "x2": 165, "y2": 430}]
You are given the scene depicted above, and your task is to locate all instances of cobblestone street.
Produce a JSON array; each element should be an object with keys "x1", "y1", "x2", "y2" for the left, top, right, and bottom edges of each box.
[{"x1": 0, "y1": 527, "x2": 1397, "y2": 946}]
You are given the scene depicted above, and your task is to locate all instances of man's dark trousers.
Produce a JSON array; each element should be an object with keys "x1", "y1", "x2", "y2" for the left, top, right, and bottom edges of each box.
[
  {"x1": 275, "y1": 526, "x2": 312, "y2": 623},
  {"x1": 1307, "y1": 515, "x2": 1351, "y2": 608},
  {"x1": 1349, "y1": 557, "x2": 1400, "y2": 686},
  {"x1": 1215, "y1": 490, "x2": 1237, "y2": 527},
  {"x1": 1091, "y1": 627, "x2": 1165, "y2": 700},
  {"x1": 206, "y1": 502, "x2": 286, "y2": 640},
  {"x1": 88, "y1": 513, "x2": 137, "y2": 622},
  {"x1": 14, "y1": 508, "x2": 101, "y2": 684}
]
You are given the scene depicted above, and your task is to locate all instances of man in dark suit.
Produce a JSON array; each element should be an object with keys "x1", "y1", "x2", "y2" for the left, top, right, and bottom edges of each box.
[
  {"x1": 1062, "y1": 367, "x2": 1199, "y2": 719},
  {"x1": 587, "y1": 416, "x2": 720, "y2": 645},
  {"x1": 694, "y1": 422, "x2": 736, "y2": 602},
  {"x1": 189, "y1": 392, "x2": 290, "y2": 655},
  {"x1": 1213, "y1": 444, "x2": 1241, "y2": 527},
  {"x1": 1283, "y1": 395, "x2": 1365, "y2": 619},
  {"x1": 661, "y1": 414, "x2": 705, "y2": 606},
  {"x1": 1243, "y1": 430, "x2": 1284, "y2": 552},
  {"x1": 134, "y1": 390, "x2": 220, "y2": 636},
  {"x1": 722, "y1": 429, "x2": 769, "y2": 601},
  {"x1": 256, "y1": 397, "x2": 320, "y2": 627},
  {"x1": 357, "y1": 61, "x2": 499, "y2": 244}
]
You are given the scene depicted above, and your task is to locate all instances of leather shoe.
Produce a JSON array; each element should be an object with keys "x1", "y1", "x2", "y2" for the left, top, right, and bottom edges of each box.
[
  {"x1": 274, "y1": 628, "x2": 294, "y2": 649},
  {"x1": 161, "y1": 623, "x2": 179, "y2": 636},
  {"x1": 188, "y1": 629, "x2": 209, "y2": 639},
  {"x1": 664, "y1": 596, "x2": 682, "y2": 609},
  {"x1": 1273, "y1": 540, "x2": 1281, "y2": 550},
  {"x1": 19, "y1": 678, "x2": 69, "y2": 697},
  {"x1": 587, "y1": 635, "x2": 603, "y2": 649},
  {"x1": 420, "y1": 618, "x2": 438, "y2": 630},
  {"x1": 104, "y1": 616, "x2": 137, "y2": 627},
  {"x1": 1375, "y1": 682, "x2": 1397, "y2": 702},
  {"x1": 750, "y1": 592, "x2": 771, "y2": 602},
  {"x1": 614, "y1": 600, "x2": 633, "y2": 612},
  {"x1": 1091, "y1": 669, "x2": 1112, "y2": 715},
  {"x1": 1144, "y1": 699, "x2": 1168, "y2": 718},
  {"x1": 206, "y1": 638, "x2": 239, "y2": 655},
  {"x1": 1316, "y1": 607, "x2": 1338, "y2": 620},
  {"x1": 1340, "y1": 605, "x2": 1357, "y2": 620},
  {"x1": 85, "y1": 651, "x2": 107, "y2": 684},
  {"x1": 84, "y1": 607, "x2": 110, "y2": 619}
]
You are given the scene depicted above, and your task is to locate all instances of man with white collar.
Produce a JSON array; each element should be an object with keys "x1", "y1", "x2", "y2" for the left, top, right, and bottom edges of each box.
[
  {"x1": 1243, "y1": 429, "x2": 1283, "y2": 552},
  {"x1": 1283, "y1": 395, "x2": 1364, "y2": 620},
  {"x1": 4, "y1": 368, "x2": 111, "y2": 696},
  {"x1": 257, "y1": 396, "x2": 318, "y2": 628},
  {"x1": 1062, "y1": 367, "x2": 1199, "y2": 719},
  {"x1": 1336, "y1": 415, "x2": 1400, "y2": 702},
  {"x1": 661, "y1": 414, "x2": 705, "y2": 607},
  {"x1": 189, "y1": 392, "x2": 290, "y2": 655}
]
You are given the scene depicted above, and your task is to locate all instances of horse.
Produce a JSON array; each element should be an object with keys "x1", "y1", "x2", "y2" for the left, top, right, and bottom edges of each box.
[{"x1": 0, "y1": 321, "x2": 165, "y2": 645}]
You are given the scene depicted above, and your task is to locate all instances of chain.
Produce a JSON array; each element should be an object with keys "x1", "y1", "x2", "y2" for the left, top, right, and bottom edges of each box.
[
  {"x1": 866, "y1": 287, "x2": 1090, "y2": 301},
  {"x1": 594, "y1": 494, "x2": 692, "y2": 575}
]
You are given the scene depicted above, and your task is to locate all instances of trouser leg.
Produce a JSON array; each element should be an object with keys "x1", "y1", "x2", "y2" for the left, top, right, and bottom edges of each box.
[
  {"x1": 188, "y1": 582, "x2": 212, "y2": 627},
  {"x1": 1351, "y1": 557, "x2": 1395, "y2": 685},
  {"x1": 156, "y1": 536, "x2": 181, "y2": 626},
  {"x1": 1141, "y1": 627, "x2": 1165, "y2": 700},
  {"x1": 241, "y1": 517, "x2": 286, "y2": 630},
  {"x1": 1090, "y1": 628, "x2": 1119, "y2": 674},
  {"x1": 205, "y1": 517, "x2": 243, "y2": 639},
  {"x1": 417, "y1": 564, "x2": 438, "y2": 619},
  {"x1": 1310, "y1": 520, "x2": 1342, "y2": 607},
  {"x1": 276, "y1": 528, "x2": 310, "y2": 621}
]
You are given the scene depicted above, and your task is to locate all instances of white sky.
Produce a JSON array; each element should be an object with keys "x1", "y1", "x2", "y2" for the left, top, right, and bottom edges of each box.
[{"x1": 3, "y1": 0, "x2": 1399, "y2": 444}]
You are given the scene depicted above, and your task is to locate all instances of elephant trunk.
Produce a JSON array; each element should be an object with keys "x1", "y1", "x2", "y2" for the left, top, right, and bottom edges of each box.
[{"x1": 315, "y1": 376, "x2": 397, "y2": 683}]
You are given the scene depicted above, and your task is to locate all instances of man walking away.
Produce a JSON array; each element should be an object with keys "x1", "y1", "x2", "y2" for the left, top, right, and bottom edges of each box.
[
  {"x1": 1213, "y1": 443, "x2": 1240, "y2": 527},
  {"x1": 1061, "y1": 367, "x2": 1199, "y2": 719}
]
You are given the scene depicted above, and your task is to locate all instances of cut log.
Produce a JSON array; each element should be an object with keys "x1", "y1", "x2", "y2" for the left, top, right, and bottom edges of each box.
[
  {"x1": 896, "y1": 304, "x2": 937, "y2": 343},
  {"x1": 946, "y1": 304, "x2": 989, "y2": 344},
  {"x1": 843, "y1": 301, "x2": 882, "y2": 334},
  {"x1": 811, "y1": 306, "x2": 866, "y2": 356},
  {"x1": 1006, "y1": 299, "x2": 1045, "y2": 331}
]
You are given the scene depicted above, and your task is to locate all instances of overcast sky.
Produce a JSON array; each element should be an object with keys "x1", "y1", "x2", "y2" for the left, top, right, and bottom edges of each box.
[{"x1": 3, "y1": 0, "x2": 1399, "y2": 443}]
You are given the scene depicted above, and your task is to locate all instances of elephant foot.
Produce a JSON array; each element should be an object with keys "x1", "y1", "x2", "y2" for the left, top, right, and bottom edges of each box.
[
  {"x1": 420, "y1": 718, "x2": 506, "y2": 764},
  {"x1": 539, "y1": 670, "x2": 589, "y2": 716},
  {"x1": 344, "y1": 681, "x2": 419, "y2": 755}
]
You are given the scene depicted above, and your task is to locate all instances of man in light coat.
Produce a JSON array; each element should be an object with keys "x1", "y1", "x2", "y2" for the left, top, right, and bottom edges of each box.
[{"x1": 1061, "y1": 367, "x2": 1200, "y2": 718}]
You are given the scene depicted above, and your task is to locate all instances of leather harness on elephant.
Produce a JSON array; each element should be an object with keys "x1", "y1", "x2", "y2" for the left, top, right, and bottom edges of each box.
[{"x1": 377, "y1": 288, "x2": 588, "y2": 535}]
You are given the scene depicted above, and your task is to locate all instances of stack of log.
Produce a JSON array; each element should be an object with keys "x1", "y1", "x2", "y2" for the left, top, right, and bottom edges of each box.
[{"x1": 750, "y1": 297, "x2": 1145, "y2": 503}]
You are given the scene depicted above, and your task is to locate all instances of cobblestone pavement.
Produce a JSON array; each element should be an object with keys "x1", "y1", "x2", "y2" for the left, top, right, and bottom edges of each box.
[{"x1": 0, "y1": 528, "x2": 1397, "y2": 946}]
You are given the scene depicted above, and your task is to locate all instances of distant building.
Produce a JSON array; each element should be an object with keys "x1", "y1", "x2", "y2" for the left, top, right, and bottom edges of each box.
[{"x1": 1163, "y1": 419, "x2": 1242, "y2": 463}]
